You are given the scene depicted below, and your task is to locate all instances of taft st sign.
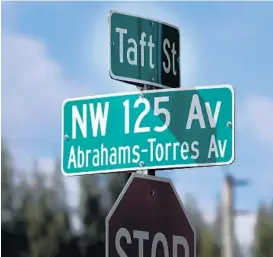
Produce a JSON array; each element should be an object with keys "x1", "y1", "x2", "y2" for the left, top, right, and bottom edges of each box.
[{"x1": 109, "y1": 11, "x2": 180, "y2": 89}]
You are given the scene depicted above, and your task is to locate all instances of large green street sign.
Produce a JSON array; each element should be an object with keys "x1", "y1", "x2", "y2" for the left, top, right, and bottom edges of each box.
[
  {"x1": 109, "y1": 11, "x2": 180, "y2": 89},
  {"x1": 61, "y1": 85, "x2": 234, "y2": 176}
]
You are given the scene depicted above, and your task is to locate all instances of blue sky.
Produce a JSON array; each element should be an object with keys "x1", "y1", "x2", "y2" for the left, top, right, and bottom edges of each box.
[{"x1": 2, "y1": 1, "x2": 273, "y2": 249}]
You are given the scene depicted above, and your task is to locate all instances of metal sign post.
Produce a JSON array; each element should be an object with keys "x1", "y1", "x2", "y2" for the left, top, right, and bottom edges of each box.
[
  {"x1": 137, "y1": 84, "x2": 156, "y2": 176},
  {"x1": 59, "y1": 10, "x2": 236, "y2": 257}
]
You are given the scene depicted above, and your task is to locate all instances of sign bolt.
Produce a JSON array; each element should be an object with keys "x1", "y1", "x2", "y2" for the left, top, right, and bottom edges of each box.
[
  {"x1": 150, "y1": 188, "x2": 155, "y2": 196},
  {"x1": 227, "y1": 121, "x2": 232, "y2": 128},
  {"x1": 139, "y1": 161, "x2": 145, "y2": 167},
  {"x1": 140, "y1": 94, "x2": 144, "y2": 98},
  {"x1": 111, "y1": 41, "x2": 115, "y2": 46},
  {"x1": 64, "y1": 135, "x2": 69, "y2": 141}
]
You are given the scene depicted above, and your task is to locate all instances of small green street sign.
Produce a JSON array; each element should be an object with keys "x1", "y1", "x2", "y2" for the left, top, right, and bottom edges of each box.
[
  {"x1": 61, "y1": 85, "x2": 234, "y2": 176},
  {"x1": 109, "y1": 11, "x2": 180, "y2": 89}
]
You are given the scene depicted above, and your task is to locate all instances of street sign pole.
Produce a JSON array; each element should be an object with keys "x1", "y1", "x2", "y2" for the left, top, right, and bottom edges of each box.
[
  {"x1": 62, "y1": 11, "x2": 234, "y2": 177},
  {"x1": 109, "y1": 10, "x2": 181, "y2": 176},
  {"x1": 137, "y1": 84, "x2": 156, "y2": 176}
]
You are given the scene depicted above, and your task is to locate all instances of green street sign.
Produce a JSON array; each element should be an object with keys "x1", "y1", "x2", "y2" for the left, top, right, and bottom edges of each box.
[
  {"x1": 61, "y1": 85, "x2": 234, "y2": 176},
  {"x1": 109, "y1": 11, "x2": 180, "y2": 89}
]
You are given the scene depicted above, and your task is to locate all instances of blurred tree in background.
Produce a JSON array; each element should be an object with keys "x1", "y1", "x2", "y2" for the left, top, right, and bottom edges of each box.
[
  {"x1": 107, "y1": 172, "x2": 131, "y2": 205},
  {"x1": 79, "y1": 174, "x2": 105, "y2": 256},
  {"x1": 1, "y1": 141, "x2": 273, "y2": 257},
  {"x1": 254, "y1": 201, "x2": 273, "y2": 257},
  {"x1": 1, "y1": 141, "x2": 15, "y2": 223},
  {"x1": 200, "y1": 224, "x2": 214, "y2": 257}
]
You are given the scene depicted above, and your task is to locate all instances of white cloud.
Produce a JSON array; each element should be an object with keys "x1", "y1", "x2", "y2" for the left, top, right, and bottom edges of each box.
[
  {"x1": 239, "y1": 95, "x2": 273, "y2": 149},
  {"x1": 1, "y1": 32, "x2": 84, "y2": 212},
  {"x1": 2, "y1": 33, "x2": 91, "y2": 141}
]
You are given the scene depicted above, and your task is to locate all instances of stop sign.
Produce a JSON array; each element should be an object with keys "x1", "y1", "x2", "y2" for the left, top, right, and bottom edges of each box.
[{"x1": 106, "y1": 173, "x2": 196, "y2": 257}]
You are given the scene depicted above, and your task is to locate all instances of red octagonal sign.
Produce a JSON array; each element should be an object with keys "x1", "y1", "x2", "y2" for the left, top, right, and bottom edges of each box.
[{"x1": 106, "y1": 173, "x2": 196, "y2": 257}]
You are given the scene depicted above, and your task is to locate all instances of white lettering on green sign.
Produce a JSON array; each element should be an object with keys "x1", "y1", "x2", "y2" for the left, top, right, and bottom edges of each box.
[
  {"x1": 67, "y1": 94, "x2": 228, "y2": 169},
  {"x1": 115, "y1": 27, "x2": 178, "y2": 76}
]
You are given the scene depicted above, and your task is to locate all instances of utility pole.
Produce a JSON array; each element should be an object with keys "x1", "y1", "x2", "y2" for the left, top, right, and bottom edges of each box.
[
  {"x1": 221, "y1": 172, "x2": 250, "y2": 257},
  {"x1": 222, "y1": 175, "x2": 234, "y2": 257}
]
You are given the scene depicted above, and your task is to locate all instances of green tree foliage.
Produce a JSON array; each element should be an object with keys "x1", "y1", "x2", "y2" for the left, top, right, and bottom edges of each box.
[
  {"x1": 79, "y1": 174, "x2": 105, "y2": 249},
  {"x1": 184, "y1": 194, "x2": 205, "y2": 257},
  {"x1": 254, "y1": 201, "x2": 273, "y2": 257},
  {"x1": 23, "y1": 161, "x2": 72, "y2": 257},
  {"x1": 2, "y1": 142, "x2": 263, "y2": 257},
  {"x1": 5, "y1": 158, "x2": 72, "y2": 257},
  {"x1": 107, "y1": 172, "x2": 131, "y2": 206},
  {"x1": 2, "y1": 141, "x2": 30, "y2": 257},
  {"x1": 200, "y1": 225, "x2": 214, "y2": 257},
  {"x1": 50, "y1": 159, "x2": 72, "y2": 243},
  {"x1": 1, "y1": 140, "x2": 15, "y2": 223},
  {"x1": 212, "y1": 195, "x2": 222, "y2": 256}
]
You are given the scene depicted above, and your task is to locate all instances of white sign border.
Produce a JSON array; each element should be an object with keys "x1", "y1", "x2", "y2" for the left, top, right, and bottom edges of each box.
[
  {"x1": 61, "y1": 84, "x2": 235, "y2": 177},
  {"x1": 108, "y1": 10, "x2": 181, "y2": 89},
  {"x1": 105, "y1": 173, "x2": 196, "y2": 257}
]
